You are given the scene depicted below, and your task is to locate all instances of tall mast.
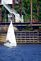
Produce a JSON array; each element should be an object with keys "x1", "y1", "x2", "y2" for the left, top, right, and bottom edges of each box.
[
  {"x1": 12, "y1": 0, "x2": 15, "y2": 9},
  {"x1": 12, "y1": 0, "x2": 15, "y2": 22}
]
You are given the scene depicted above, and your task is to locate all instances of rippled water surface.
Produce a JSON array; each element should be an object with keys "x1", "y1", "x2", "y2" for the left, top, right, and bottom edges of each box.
[{"x1": 0, "y1": 44, "x2": 41, "y2": 61}]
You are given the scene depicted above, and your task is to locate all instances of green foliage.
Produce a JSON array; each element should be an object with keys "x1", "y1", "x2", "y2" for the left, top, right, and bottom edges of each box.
[
  {"x1": 22, "y1": 0, "x2": 30, "y2": 22},
  {"x1": 2, "y1": 0, "x2": 41, "y2": 22},
  {"x1": 22, "y1": 0, "x2": 41, "y2": 22},
  {"x1": 2, "y1": 6, "x2": 8, "y2": 22}
]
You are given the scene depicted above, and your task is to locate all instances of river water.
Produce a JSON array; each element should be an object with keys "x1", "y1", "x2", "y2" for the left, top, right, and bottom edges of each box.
[{"x1": 0, "y1": 44, "x2": 41, "y2": 61}]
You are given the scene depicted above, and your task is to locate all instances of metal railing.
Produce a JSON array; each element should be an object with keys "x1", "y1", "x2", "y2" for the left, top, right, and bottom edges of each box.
[
  {"x1": 0, "y1": 31, "x2": 41, "y2": 43},
  {"x1": 15, "y1": 31, "x2": 41, "y2": 43}
]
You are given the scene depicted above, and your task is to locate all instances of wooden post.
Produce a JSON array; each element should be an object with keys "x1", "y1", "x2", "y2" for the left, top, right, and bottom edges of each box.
[
  {"x1": 0, "y1": 6, "x2": 2, "y2": 22},
  {"x1": 0, "y1": 0, "x2": 2, "y2": 22},
  {"x1": 19, "y1": 0, "x2": 22, "y2": 17},
  {"x1": 30, "y1": 0, "x2": 32, "y2": 23}
]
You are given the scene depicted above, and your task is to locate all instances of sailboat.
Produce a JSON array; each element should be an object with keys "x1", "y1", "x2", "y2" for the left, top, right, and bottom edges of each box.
[{"x1": 4, "y1": 21, "x2": 17, "y2": 47}]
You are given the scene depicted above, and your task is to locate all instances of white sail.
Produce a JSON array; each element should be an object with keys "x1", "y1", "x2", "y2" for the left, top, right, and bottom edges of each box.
[{"x1": 4, "y1": 21, "x2": 17, "y2": 47}]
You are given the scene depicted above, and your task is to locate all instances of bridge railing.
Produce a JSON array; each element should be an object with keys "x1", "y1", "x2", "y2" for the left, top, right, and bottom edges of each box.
[
  {"x1": 0, "y1": 31, "x2": 41, "y2": 43},
  {"x1": 0, "y1": 22, "x2": 41, "y2": 31},
  {"x1": 0, "y1": 22, "x2": 41, "y2": 26},
  {"x1": 15, "y1": 31, "x2": 41, "y2": 43}
]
